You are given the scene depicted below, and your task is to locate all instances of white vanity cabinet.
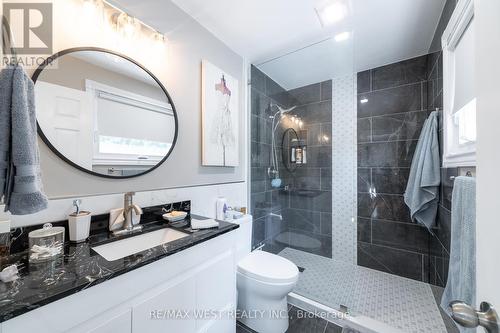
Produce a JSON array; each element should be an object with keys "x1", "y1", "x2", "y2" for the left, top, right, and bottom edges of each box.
[{"x1": 1, "y1": 230, "x2": 237, "y2": 333}]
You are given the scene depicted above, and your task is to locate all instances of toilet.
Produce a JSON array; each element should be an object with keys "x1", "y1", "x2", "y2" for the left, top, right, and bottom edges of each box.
[{"x1": 233, "y1": 216, "x2": 299, "y2": 333}]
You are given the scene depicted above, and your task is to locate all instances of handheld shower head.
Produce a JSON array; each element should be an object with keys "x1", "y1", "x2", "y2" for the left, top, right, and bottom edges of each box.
[
  {"x1": 277, "y1": 105, "x2": 297, "y2": 115},
  {"x1": 269, "y1": 104, "x2": 297, "y2": 118}
]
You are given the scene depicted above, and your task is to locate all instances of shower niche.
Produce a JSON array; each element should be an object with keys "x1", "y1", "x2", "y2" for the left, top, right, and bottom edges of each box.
[{"x1": 281, "y1": 128, "x2": 307, "y2": 171}]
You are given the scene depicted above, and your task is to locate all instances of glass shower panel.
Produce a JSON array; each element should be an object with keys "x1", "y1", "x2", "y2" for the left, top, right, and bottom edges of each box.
[{"x1": 249, "y1": 10, "x2": 454, "y2": 331}]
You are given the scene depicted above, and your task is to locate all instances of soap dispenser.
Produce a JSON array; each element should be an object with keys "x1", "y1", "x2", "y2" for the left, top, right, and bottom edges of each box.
[{"x1": 68, "y1": 199, "x2": 91, "y2": 243}]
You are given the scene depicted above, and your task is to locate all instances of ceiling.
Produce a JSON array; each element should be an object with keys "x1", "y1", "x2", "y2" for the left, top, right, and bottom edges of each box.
[
  {"x1": 115, "y1": 0, "x2": 446, "y2": 90},
  {"x1": 170, "y1": 0, "x2": 446, "y2": 89}
]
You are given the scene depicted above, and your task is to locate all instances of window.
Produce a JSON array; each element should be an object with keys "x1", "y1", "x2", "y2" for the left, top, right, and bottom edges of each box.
[
  {"x1": 86, "y1": 80, "x2": 175, "y2": 166},
  {"x1": 442, "y1": 0, "x2": 476, "y2": 167}
]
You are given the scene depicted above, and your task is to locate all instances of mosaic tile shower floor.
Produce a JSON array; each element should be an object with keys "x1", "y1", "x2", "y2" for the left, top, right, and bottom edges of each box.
[{"x1": 278, "y1": 247, "x2": 448, "y2": 333}]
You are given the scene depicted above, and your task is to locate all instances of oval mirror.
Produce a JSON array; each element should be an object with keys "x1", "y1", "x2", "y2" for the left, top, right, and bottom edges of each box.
[{"x1": 33, "y1": 47, "x2": 178, "y2": 178}]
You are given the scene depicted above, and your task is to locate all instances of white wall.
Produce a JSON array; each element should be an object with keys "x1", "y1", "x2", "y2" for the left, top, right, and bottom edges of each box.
[
  {"x1": 475, "y1": 0, "x2": 500, "y2": 310},
  {"x1": 0, "y1": 0, "x2": 249, "y2": 227}
]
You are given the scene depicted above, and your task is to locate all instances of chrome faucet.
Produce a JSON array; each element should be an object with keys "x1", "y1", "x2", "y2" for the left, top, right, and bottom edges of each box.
[{"x1": 113, "y1": 192, "x2": 143, "y2": 236}]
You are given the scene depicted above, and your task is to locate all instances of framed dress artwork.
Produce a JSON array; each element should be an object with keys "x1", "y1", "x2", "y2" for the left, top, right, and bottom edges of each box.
[{"x1": 201, "y1": 60, "x2": 239, "y2": 167}]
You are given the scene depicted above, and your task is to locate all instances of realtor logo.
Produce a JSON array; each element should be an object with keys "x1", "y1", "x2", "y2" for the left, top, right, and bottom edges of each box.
[{"x1": 3, "y1": 3, "x2": 53, "y2": 55}]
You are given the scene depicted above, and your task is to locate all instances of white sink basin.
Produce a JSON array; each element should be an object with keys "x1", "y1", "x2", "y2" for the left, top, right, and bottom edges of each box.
[{"x1": 92, "y1": 228, "x2": 189, "y2": 261}]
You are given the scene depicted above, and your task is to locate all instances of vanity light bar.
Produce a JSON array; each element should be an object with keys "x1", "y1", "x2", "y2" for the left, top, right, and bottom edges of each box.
[{"x1": 84, "y1": 0, "x2": 167, "y2": 44}]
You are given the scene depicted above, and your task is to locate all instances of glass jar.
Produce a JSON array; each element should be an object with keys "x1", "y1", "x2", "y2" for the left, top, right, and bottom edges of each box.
[{"x1": 28, "y1": 223, "x2": 65, "y2": 262}]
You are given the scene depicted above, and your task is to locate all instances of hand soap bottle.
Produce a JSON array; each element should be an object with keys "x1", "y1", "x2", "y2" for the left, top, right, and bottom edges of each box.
[{"x1": 68, "y1": 199, "x2": 91, "y2": 243}]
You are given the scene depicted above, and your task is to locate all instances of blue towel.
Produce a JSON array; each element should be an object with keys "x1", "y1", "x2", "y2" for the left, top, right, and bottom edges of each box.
[
  {"x1": 3, "y1": 65, "x2": 48, "y2": 215},
  {"x1": 404, "y1": 111, "x2": 441, "y2": 231},
  {"x1": 441, "y1": 176, "x2": 476, "y2": 333},
  {"x1": 0, "y1": 65, "x2": 14, "y2": 200}
]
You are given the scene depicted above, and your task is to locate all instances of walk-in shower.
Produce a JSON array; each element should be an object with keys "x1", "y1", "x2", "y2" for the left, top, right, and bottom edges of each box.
[{"x1": 249, "y1": 10, "x2": 459, "y2": 330}]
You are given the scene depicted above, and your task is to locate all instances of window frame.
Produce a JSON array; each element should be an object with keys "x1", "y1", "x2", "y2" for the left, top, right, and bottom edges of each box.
[
  {"x1": 442, "y1": 0, "x2": 476, "y2": 168},
  {"x1": 85, "y1": 80, "x2": 174, "y2": 166}
]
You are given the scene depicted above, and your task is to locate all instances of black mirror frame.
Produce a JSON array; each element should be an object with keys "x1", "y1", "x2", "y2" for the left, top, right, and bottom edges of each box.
[{"x1": 32, "y1": 47, "x2": 179, "y2": 179}]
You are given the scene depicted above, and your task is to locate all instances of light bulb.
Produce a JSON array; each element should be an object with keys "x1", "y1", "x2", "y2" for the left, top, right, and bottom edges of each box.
[
  {"x1": 316, "y1": 1, "x2": 348, "y2": 27},
  {"x1": 153, "y1": 31, "x2": 167, "y2": 49},
  {"x1": 83, "y1": 0, "x2": 103, "y2": 13},
  {"x1": 82, "y1": 0, "x2": 104, "y2": 25},
  {"x1": 114, "y1": 12, "x2": 140, "y2": 39}
]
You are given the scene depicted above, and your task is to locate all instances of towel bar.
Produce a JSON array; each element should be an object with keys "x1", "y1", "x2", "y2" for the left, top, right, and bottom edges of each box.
[{"x1": 450, "y1": 171, "x2": 473, "y2": 181}]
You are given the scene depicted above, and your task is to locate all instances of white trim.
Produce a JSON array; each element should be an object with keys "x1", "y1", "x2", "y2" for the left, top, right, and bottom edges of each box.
[
  {"x1": 97, "y1": 91, "x2": 173, "y2": 116},
  {"x1": 84, "y1": 79, "x2": 174, "y2": 165},
  {"x1": 91, "y1": 157, "x2": 160, "y2": 166},
  {"x1": 85, "y1": 79, "x2": 173, "y2": 112},
  {"x1": 441, "y1": 0, "x2": 476, "y2": 168}
]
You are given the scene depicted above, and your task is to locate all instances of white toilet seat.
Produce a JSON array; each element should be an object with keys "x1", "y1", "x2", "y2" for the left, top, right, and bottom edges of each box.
[{"x1": 237, "y1": 251, "x2": 299, "y2": 284}]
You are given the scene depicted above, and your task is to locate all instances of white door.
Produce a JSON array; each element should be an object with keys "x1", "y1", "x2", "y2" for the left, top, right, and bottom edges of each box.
[
  {"x1": 475, "y1": 0, "x2": 500, "y2": 331},
  {"x1": 35, "y1": 81, "x2": 93, "y2": 169}
]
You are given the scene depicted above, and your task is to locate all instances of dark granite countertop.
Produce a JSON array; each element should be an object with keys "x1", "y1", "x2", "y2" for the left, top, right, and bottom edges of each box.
[{"x1": 0, "y1": 207, "x2": 238, "y2": 323}]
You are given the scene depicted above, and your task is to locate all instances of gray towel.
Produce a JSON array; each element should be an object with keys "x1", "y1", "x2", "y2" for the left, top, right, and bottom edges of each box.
[
  {"x1": 404, "y1": 111, "x2": 440, "y2": 231},
  {"x1": 3, "y1": 65, "x2": 48, "y2": 215},
  {"x1": 0, "y1": 66, "x2": 14, "y2": 199},
  {"x1": 441, "y1": 176, "x2": 476, "y2": 333}
]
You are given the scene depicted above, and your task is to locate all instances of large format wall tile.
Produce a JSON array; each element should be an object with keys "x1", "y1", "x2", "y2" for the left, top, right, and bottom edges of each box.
[
  {"x1": 356, "y1": 53, "x2": 446, "y2": 284},
  {"x1": 358, "y1": 141, "x2": 417, "y2": 168},
  {"x1": 358, "y1": 193, "x2": 412, "y2": 222},
  {"x1": 357, "y1": 83, "x2": 423, "y2": 118},
  {"x1": 251, "y1": 114, "x2": 271, "y2": 144},
  {"x1": 371, "y1": 167, "x2": 410, "y2": 195},
  {"x1": 307, "y1": 145, "x2": 333, "y2": 167},
  {"x1": 320, "y1": 80, "x2": 332, "y2": 101},
  {"x1": 250, "y1": 142, "x2": 271, "y2": 167},
  {"x1": 358, "y1": 242, "x2": 426, "y2": 281},
  {"x1": 371, "y1": 219, "x2": 430, "y2": 253},
  {"x1": 283, "y1": 208, "x2": 322, "y2": 234},
  {"x1": 293, "y1": 167, "x2": 322, "y2": 190},
  {"x1": 371, "y1": 55, "x2": 428, "y2": 90},
  {"x1": 357, "y1": 70, "x2": 371, "y2": 94},
  {"x1": 371, "y1": 111, "x2": 430, "y2": 142},
  {"x1": 357, "y1": 118, "x2": 371, "y2": 143},
  {"x1": 290, "y1": 190, "x2": 332, "y2": 213},
  {"x1": 357, "y1": 168, "x2": 371, "y2": 193},
  {"x1": 294, "y1": 101, "x2": 333, "y2": 124},
  {"x1": 288, "y1": 82, "x2": 321, "y2": 105}
]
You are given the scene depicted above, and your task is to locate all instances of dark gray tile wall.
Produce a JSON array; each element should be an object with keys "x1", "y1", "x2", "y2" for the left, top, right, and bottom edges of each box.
[
  {"x1": 275, "y1": 80, "x2": 333, "y2": 258},
  {"x1": 427, "y1": 51, "x2": 457, "y2": 287},
  {"x1": 250, "y1": 66, "x2": 332, "y2": 257},
  {"x1": 250, "y1": 66, "x2": 288, "y2": 249},
  {"x1": 250, "y1": 66, "x2": 333, "y2": 259},
  {"x1": 356, "y1": 54, "x2": 435, "y2": 282},
  {"x1": 427, "y1": 0, "x2": 461, "y2": 288},
  {"x1": 356, "y1": 45, "x2": 462, "y2": 286}
]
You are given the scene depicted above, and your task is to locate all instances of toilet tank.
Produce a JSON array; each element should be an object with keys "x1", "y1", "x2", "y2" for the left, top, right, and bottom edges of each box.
[{"x1": 231, "y1": 215, "x2": 253, "y2": 262}]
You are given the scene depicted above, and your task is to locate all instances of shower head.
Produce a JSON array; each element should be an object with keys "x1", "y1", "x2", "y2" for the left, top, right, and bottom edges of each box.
[{"x1": 271, "y1": 104, "x2": 297, "y2": 117}]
